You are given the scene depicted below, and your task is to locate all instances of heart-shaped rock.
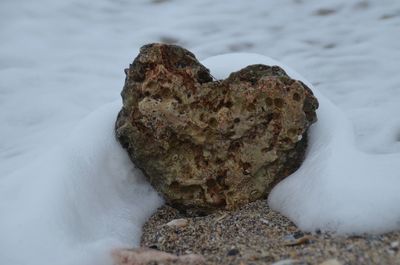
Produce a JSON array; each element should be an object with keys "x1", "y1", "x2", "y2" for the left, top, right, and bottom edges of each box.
[{"x1": 116, "y1": 43, "x2": 318, "y2": 213}]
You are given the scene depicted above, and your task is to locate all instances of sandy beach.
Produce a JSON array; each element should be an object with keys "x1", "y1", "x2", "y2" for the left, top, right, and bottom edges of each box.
[{"x1": 141, "y1": 200, "x2": 400, "y2": 265}]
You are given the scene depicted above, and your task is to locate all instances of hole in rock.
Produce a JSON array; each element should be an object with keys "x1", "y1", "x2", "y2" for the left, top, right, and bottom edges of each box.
[
  {"x1": 206, "y1": 179, "x2": 217, "y2": 188},
  {"x1": 209, "y1": 117, "x2": 218, "y2": 127},
  {"x1": 293, "y1": 92, "x2": 301, "y2": 101},
  {"x1": 216, "y1": 174, "x2": 226, "y2": 185},
  {"x1": 246, "y1": 103, "x2": 256, "y2": 112},
  {"x1": 228, "y1": 141, "x2": 241, "y2": 152},
  {"x1": 274, "y1": 98, "x2": 284, "y2": 108},
  {"x1": 265, "y1": 97, "x2": 273, "y2": 105},
  {"x1": 215, "y1": 158, "x2": 223, "y2": 164},
  {"x1": 242, "y1": 162, "x2": 252, "y2": 175},
  {"x1": 173, "y1": 95, "x2": 182, "y2": 103},
  {"x1": 225, "y1": 101, "x2": 233, "y2": 108}
]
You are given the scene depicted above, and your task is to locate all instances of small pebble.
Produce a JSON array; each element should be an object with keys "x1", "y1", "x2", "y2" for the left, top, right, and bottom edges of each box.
[
  {"x1": 227, "y1": 248, "x2": 240, "y2": 256},
  {"x1": 319, "y1": 258, "x2": 342, "y2": 265},
  {"x1": 112, "y1": 248, "x2": 206, "y2": 265},
  {"x1": 165, "y1": 218, "x2": 188, "y2": 228},
  {"x1": 215, "y1": 213, "x2": 228, "y2": 222},
  {"x1": 283, "y1": 235, "x2": 315, "y2": 246},
  {"x1": 390, "y1": 241, "x2": 399, "y2": 251},
  {"x1": 271, "y1": 259, "x2": 302, "y2": 265}
]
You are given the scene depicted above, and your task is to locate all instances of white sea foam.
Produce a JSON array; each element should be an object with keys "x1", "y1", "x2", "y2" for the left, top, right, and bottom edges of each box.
[
  {"x1": 0, "y1": 102, "x2": 163, "y2": 265},
  {"x1": 203, "y1": 53, "x2": 400, "y2": 234}
]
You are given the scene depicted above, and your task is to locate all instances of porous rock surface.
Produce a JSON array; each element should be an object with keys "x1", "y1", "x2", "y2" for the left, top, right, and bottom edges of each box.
[{"x1": 115, "y1": 43, "x2": 318, "y2": 213}]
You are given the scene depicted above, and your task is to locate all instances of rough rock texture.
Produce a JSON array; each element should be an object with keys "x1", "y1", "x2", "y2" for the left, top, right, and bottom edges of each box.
[{"x1": 115, "y1": 43, "x2": 318, "y2": 213}]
